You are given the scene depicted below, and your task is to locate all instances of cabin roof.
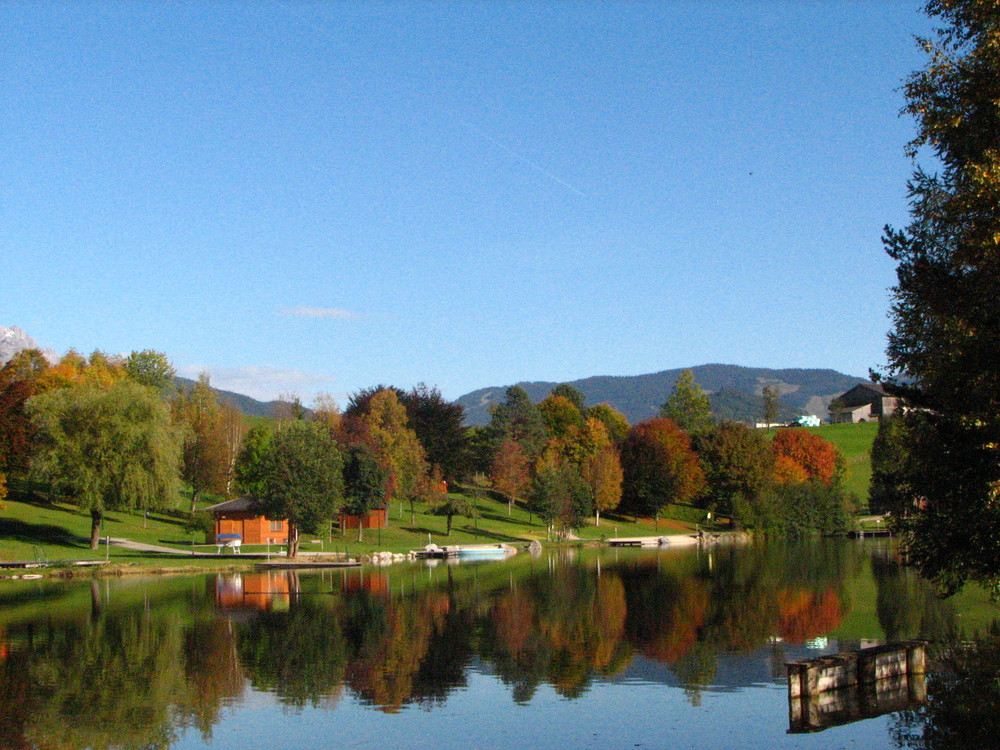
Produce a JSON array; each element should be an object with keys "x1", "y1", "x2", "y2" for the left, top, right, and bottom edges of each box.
[{"x1": 202, "y1": 496, "x2": 257, "y2": 513}]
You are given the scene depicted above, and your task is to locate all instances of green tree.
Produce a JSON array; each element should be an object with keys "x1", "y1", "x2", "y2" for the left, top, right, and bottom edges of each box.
[
  {"x1": 693, "y1": 421, "x2": 774, "y2": 518},
  {"x1": 234, "y1": 424, "x2": 273, "y2": 497},
  {"x1": 484, "y1": 386, "x2": 548, "y2": 460},
  {"x1": 342, "y1": 445, "x2": 388, "y2": 542},
  {"x1": 660, "y1": 370, "x2": 713, "y2": 434},
  {"x1": 123, "y1": 349, "x2": 176, "y2": 391},
  {"x1": 868, "y1": 412, "x2": 914, "y2": 516},
  {"x1": 877, "y1": 0, "x2": 1000, "y2": 592},
  {"x1": 538, "y1": 393, "x2": 585, "y2": 438},
  {"x1": 530, "y1": 460, "x2": 591, "y2": 535},
  {"x1": 399, "y1": 383, "x2": 472, "y2": 484},
  {"x1": 27, "y1": 380, "x2": 183, "y2": 548},
  {"x1": 430, "y1": 489, "x2": 477, "y2": 536},
  {"x1": 256, "y1": 421, "x2": 344, "y2": 557}
]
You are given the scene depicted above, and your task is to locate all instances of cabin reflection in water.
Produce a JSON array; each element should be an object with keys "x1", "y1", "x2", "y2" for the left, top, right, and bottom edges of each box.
[
  {"x1": 215, "y1": 569, "x2": 393, "y2": 611},
  {"x1": 787, "y1": 641, "x2": 928, "y2": 733},
  {"x1": 215, "y1": 572, "x2": 293, "y2": 611}
]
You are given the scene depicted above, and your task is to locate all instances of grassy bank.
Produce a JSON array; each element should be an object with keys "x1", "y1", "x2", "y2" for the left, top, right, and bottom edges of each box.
[{"x1": 1, "y1": 489, "x2": 698, "y2": 572}]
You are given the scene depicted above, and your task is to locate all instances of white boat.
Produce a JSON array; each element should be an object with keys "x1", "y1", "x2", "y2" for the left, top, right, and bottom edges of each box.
[{"x1": 456, "y1": 544, "x2": 512, "y2": 559}]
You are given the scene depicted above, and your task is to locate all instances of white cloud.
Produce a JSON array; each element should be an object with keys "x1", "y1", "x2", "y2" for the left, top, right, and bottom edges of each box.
[
  {"x1": 177, "y1": 364, "x2": 337, "y2": 402},
  {"x1": 280, "y1": 306, "x2": 359, "y2": 320}
]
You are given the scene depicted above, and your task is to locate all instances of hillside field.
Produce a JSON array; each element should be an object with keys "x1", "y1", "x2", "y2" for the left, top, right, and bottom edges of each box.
[{"x1": 806, "y1": 421, "x2": 879, "y2": 508}]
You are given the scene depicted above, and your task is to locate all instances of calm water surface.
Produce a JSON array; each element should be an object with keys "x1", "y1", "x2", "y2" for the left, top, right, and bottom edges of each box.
[{"x1": 1, "y1": 540, "x2": 998, "y2": 749}]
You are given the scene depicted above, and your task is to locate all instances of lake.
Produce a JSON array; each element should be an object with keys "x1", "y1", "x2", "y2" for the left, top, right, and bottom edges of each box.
[{"x1": 2, "y1": 540, "x2": 998, "y2": 749}]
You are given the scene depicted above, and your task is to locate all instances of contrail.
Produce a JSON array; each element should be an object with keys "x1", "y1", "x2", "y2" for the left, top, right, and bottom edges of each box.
[
  {"x1": 459, "y1": 120, "x2": 587, "y2": 197},
  {"x1": 270, "y1": 1, "x2": 587, "y2": 198}
]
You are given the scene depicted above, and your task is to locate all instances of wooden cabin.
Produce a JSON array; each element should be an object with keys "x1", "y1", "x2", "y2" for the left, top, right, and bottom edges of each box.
[
  {"x1": 204, "y1": 497, "x2": 289, "y2": 545},
  {"x1": 339, "y1": 507, "x2": 388, "y2": 530}
]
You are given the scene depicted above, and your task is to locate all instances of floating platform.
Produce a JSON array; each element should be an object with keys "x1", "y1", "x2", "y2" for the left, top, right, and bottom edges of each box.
[
  {"x1": 412, "y1": 545, "x2": 458, "y2": 559},
  {"x1": 847, "y1": 528, "x2": 892, "y2": 538},
  {"x1": 787, "y1": 640, "x2": 927, "y2": 733}
]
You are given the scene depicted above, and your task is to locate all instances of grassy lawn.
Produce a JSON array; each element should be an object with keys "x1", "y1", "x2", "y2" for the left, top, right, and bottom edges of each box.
[
  {"x1": 806, "y1": 422, "x2": 879, "y2": 507},
  {"x1": 1, "y1": 488, "x2": 699, "y2": 569}
]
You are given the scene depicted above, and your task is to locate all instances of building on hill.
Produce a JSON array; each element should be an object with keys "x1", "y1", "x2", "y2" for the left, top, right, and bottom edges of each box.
[
  {"x1": 204, "y1": 497, "x2": 289, "y2": 545},
  {"x1": 828, "y1": 383, "x2": 899, "y2": 423}
]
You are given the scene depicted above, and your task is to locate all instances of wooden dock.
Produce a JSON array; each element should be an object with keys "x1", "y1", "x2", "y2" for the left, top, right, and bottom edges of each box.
[
  {"x1": 787, "y1": 641, "x2": 927, "y2": 733},
  {"x1": 255, "y1": 560, "x2": 360, "y2": 570},
  {"x1": 608, "y1": 535, "x2": 701, "y2": 548}
]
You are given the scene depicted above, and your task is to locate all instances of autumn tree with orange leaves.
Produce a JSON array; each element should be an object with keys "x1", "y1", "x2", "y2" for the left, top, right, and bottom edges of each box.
[{"x1": 620, "y1": 418, "x2": 705, "y2": 524}]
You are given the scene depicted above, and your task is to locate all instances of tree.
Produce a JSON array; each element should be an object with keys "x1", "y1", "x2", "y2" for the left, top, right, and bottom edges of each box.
[
  {"x1": 586, "y1": 403, "x2": 630, "y2": 446},
  {"x1": 620, "y1": 418, "x2": 706, "y2": 523},
  {"x1": 581, "y1": 444, "x2": 623, "y2": 527},
  {"x1": 0, "y1": 348, "x2": 50, "y2": 477},
  {"x1": 361, "y1": 389, "x2": 428, "y2": 511},
  {"x1": 771, "y1": 428, "x2": 841, "y2": 486},
  {"x1": 173, "y1": 373, "x2": 229, "y2": 511},
  {"x1": 490, "y1": 438, "x2": 531, "y2": 516},
  {"x1": 761, "y1": 385, "x2": 781, "y2": 426},
  {"x1": 430, "y1": 487, "x2": 477, "y2": 537},
  {"x1": 398, "y1": 384, "x2": 472, "y2": 484},
  {"x1": 693, "y1": 422, "x2": 774, "y2": 518},
  {"x1": 123, "y1": 350, "x2": 176, "y2": 392},
  {"x1": 27, "y1": 380, "x2": 183, "y2": 549},
  {"x1": 255, "y1": 421, "x2": 344, "y2": 557},
  {"x1": 551, "y1": 384, "x2": 587, "y2": 415},
  {"x1": 530, "y1": 459, "x2": 591, "y2": 535},
  {"x1": 660, "y1": 370, "x2": 713, "y2": 434},
  {"x1": 878, "y1": 0, "x2": 1000, "y2": 592},
  {"x1": 538, "y1": 394, "x2": 584, "y2": 438},
  {"x1": 483, "y1": 386, "x2": 547, "y2": 460},
  {"x1": 233, "y1": 424, "x2": 273, "y2": 497},
  {"x1": 342, "y1": 445, "x2": 388, "y2": 542},
  {"x1": 310, "y1": 392, "x2": 342, "y2": 432},
  {"x1": 868, "y1": 412, "x2": 914, "y2": 516}
]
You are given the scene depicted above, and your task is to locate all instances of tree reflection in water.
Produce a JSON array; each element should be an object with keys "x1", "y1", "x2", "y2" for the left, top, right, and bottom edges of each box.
[{"x1": 0, "y1": 541, "x2": 996, "y2": 747}]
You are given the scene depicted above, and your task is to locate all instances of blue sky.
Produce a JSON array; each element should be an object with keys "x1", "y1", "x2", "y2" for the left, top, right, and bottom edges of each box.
[{"x1": 2, "y1": 1, "x2": 933, "y2": 404}]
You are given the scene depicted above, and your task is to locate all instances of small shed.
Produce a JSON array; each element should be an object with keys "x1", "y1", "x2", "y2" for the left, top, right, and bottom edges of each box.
[
  {"x1": 339, "y1": 507, "x2": 388, "y2": 531},
  {"x1": 203, "y1": 497, "x2": 289, "y2": 545}
]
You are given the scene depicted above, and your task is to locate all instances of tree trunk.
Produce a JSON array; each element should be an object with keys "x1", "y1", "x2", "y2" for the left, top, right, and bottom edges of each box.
[
  {"x1": 508, "y1": 498, "x2": 512, "y2": 517},
  {"x1": 595, "y1": 510, "x2": 601, "y2": 527},
  {"x1": 89, "y1": 508, "x2": 103, "y2": 550},
  {"x1": 357, "y1": 521, "x2": 363, "y2": 543},
  {"x1": 189, "y1": 486, "x2": 200, "y2": 513},
  {"x1": 446, "y1": 513, "x2": 453, "y2": 536},
  {"x1": 286, "y1": 525, "x2": 299, "y2": 558}
]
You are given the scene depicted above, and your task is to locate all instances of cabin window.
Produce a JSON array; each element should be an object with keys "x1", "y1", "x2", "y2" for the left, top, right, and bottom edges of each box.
[{"x1": 270, "y1": 520, "x2": 283, "y2": 532}]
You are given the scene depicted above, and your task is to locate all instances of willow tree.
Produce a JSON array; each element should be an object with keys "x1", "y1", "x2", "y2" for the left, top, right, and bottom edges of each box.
[
  {"x1": 27, "y1": 380, "x2": 183, "y2": 548},
  {"x1": 879, "y1": 0, "x2": 1000, "y2": 592}
]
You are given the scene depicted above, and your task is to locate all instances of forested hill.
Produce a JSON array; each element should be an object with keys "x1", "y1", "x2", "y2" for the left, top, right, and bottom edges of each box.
[
  {"x1": 455, "y1": 364, "x2": 871, "y2": 426},
  {"x1": 172, "y1": 377, "x2": 278, "y2": 418}
]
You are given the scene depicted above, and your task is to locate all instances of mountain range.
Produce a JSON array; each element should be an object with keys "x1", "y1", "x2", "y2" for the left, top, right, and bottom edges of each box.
[
  {"x1": 3, "y1": 326, "x2": 871, "y2": 426},
  {"x1": 454, "y1": 364, "x2": 872, "y2": 426}
]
